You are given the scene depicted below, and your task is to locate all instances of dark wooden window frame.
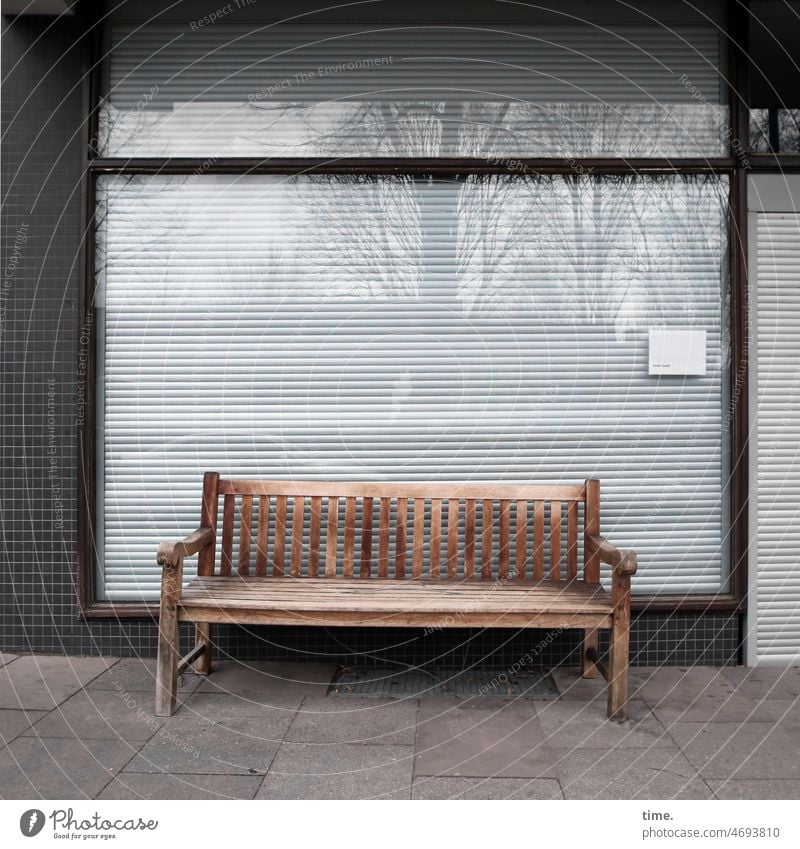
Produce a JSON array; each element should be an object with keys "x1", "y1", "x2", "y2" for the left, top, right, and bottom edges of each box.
[{"x1": 78, "y1": 1, "x2": 753, "y2": 621}]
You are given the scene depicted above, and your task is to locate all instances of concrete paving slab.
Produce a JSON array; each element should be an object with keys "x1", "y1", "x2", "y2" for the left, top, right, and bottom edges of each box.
[
  {"x1": 556, "y1": 747, "x2": 714, "y2": 799},
  {"x1": 0, "y1": 710, "x2": 50, "y2": 747},
  {"x1": 87, "y1": 657, "x2": 202, "y2": 694},
  {"x1": 257, "y1": 743, "x2": 413, "y2": 799},
  {"x1": 286, "y1": 696, "x2": 418, "y2": 745},
  {"x1": 125, "y1": 715, "x2": 286, "y2": 775},
  {"x1": 414, "y1": 697, "x2": 559, "y2": 778},
  {"x1": 0, "y1": 736, "x2": 137, "y2": 799},
  {"x1": 98, "y1": 772, "x2": 261, "y2": 800},
  {"x1": 667, "y1": 721, "x2": 800, "y2": 780},
  {"x1": 0, "y1": 654, "x2": 19, "y2": 667},
  {"x1": 551, "y1": 667, "x2": 608, "y2": 701},
  {"x1": 708, "y1": 778, "x2": 800, "y2": 799},
  {"x1": 411, "y1": 777, "x2": 563, "y2": 799},
  {"x1": 24, "y1": 690, "x2": 166, "y2": 741},
  {"x1": 632, "y1": 666, "x2": 772, "y2": 722},
  {"x1": 197, "y1": 661, "x2": 336, "y2": 699},
  {"x1": 0, "y1": 655, "x2": 117, "y2": 711},
  {"x1": 535, "y1": 698, "x2": 674, "y2": 749},
  {"x1": 180, "y1": 691, "x2": 304, "y2": 719},
  {"x1": 721, "y1": 666, "x2": 800, "y2": 701}
]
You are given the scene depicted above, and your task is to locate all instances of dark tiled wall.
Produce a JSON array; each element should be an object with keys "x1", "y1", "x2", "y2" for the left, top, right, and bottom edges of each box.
[{"x1": 0, "y1": 11, "x2": 741, "y2": 668}]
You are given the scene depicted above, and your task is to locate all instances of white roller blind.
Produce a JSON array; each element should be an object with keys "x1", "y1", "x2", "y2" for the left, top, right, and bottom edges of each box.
[
  {"x1": 96, "y1": 173, "x2": 729, "y2": 601},
  {"x1": 752, "y1": 211, "x2": 800, "y2": 664},
  {"x1": 101, "y1": 23, "x2": 726, "y2": 158}
]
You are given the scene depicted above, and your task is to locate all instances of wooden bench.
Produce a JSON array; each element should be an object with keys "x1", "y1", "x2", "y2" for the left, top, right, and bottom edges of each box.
[{"x1": 155, "y1": 473, "x2": 637, "y2": 720}]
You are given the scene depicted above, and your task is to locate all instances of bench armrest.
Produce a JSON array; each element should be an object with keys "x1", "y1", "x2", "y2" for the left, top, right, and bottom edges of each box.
[
  {"x1": 585, "y1": 534, "x2": 638, "y2": 576},
  {"x1": 157, "y1": 527, "x2": 214, "y2": 568}
]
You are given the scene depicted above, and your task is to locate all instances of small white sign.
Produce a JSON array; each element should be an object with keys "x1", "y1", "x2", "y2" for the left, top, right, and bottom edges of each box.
[{"x1": 648, "y1": 328, "x2": 706, "y2": 376}]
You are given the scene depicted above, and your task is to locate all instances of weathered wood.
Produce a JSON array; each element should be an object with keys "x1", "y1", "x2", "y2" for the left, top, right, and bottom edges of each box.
[
  {"x1": 567, "y1": 500, "x2": 578, "y2": 581},
  {"x1": 155, "y1": 559, "x2": 181, "y2": 716},
  {"x1": 447, "y1": 499, "x2": 459, "y2": 580},
  {"x1": 582, "y1": 628, "x2": 599, "y2": 679},
  {"x1": 273, "y1": 495, "x2": 287, "y2": 577},
  {"x1": 255, "y1": 495, "x2": 269, "y2": 577},
  {"x1": 157, "y1": 527, "x2": 214, "y2": 568},
  {"x1": 238, "y1": 494, "x2": 253, "y2": 576},
  {"x1": 534, "y1": 500, "x2": 544, "y2": 580},
  {"x1": 220, "y1": 494, "x2": 235, "y2": 576},
  {"x1": 516, "y1": 499, "x2": 527, "y2": 581},
  {"x1": 309, "y1": 496, "x2": 321, "y2": 578},
  {"x1": 584, "y1": 479, "x2": 601, "y2": 584},
  {"x1": 550, "y1": 500, "x2": 562, "y2": 581},
  {"x1": 343, "y1": 496, "x2": 356, "y2": 578},
  {"x1": 197, "y1": 471, "x2": 219, "y2": 577},
  {"x1": 360, "y1": 496, "x2": 373, "y2": 578},
  {"x1": 412, "y1": 498, "x2": 425, "y2": 578},
  {"x1": 585, "y1": 645, "x2": 608, "y2": 681},
  {"x1": 378, "y1": 497, "x2": 390, "y2": 578},
  {"x1": 195, "y1": 471, "x2": 219, "y2": 676},
  {"x1": 481, "y1": 499, "x2": 494, "y2": 580},
  {"x1": 158, "y1": 474, "x2": 636, "y2": 721},
  {"x1": 498, "y1": 499, "x2": 510, "y2": 580},
  {"x1": 326, "y1": 496, "x2": 339, "y2": 577},
  {"x1": 177, "y1": 642, "x2": 206, "y2": 676},
  {"x1": 465, "y1": 500, "x2": 476, "y2": 580},
  {"x1": 430, "y1": 499, "x2": 442, "y2": 579},
  {"x1": 607, "y1": 567, "x2": 632, "y2": 721},
  {"x1": 290, "y1": 495, "x2": 304, "y2": 577},
  {"x1": 396, "y1": 497, "x2": 407, "y2": 579},
  {"x1": 219, "y1": 479, "x2": 585, "y2": 501},
  {"x1": 586, "y1": 534, "x2": 638, "y2": 575}
]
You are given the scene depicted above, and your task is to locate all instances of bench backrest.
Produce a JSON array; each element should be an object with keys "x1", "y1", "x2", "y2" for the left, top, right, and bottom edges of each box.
[{"x1": 196, "y1": 474, "x2": 602, "y2": 584}]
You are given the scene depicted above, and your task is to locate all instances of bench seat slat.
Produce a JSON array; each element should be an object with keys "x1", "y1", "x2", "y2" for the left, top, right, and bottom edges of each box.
[{"x1": 181, "y1": 576, "x2": 613, "y2": 614}]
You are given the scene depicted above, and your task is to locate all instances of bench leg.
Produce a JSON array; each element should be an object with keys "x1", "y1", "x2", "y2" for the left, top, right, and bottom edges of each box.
[
  {"x1": 582, "y1": 628, "x2": 598, "y2": 678},
  {"x1": 155, "y1": 560, "x2": 181, "y2": 716},
  {"x1": 194, "y1": 623, "x2": 213, "y2": 675},
  {"x1": 607, "y1": 570, "x2": 632, "y2": 722}
]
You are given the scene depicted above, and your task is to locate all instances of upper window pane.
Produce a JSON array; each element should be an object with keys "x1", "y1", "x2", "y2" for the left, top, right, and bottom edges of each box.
[{"x1": 101, "y1": 23, "x2": 728, "y2": 158}]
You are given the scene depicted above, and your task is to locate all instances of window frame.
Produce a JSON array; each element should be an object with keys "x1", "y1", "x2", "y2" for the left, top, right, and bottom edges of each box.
[{"x1": 77, "y1": 2, "x2": 750, "y2": 619}]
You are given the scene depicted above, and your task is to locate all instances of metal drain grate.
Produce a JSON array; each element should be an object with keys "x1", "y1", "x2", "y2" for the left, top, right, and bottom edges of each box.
[{"x1": 329, "y1": 667, "x2": 559, "y2": 699}]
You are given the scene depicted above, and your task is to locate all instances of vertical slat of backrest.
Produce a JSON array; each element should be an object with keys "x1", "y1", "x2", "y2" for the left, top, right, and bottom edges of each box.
[
  {"x1": 309, "y1": 495, "x2": 322, "y2": 577},
  {"x1": 378, "y1": 497, "x2": 390, "y2": 578},
  {"x1": 533, "y1": 500, "x2": 545, "y2": 580},
  {"x1": 515, "y1": 499, "x2": 527, "y2": 581},
  {"x1": 412, "y1": 498, "x2": 425, "y2": 578},
  {"x1": 290, "y1": 496, "x2": 304, "y2": 577},
  {"x1": 197, "y1": 472, "x2": 219, "y2": 577},
  {"x1": 567, "y1": 500, "x2": 578, "y2": 581},
  {"x1": 343, "y1": 496, "x2": 356, "y2": 578},
  {"x1": 430, "y1": 499, "x2": 442, "y2": 579},
  {"x1": 326, "y1": 496, "x2": 339, "y2": 577},
  {"x1": 221, "y1": 494, "x2": 235, "y2": 576},
  {"x1": 498, "y1": 500, "x2": 510, "y2": 580},
  {"x1": 481, "y1": 499, "x2": 493, "y2": 580},
  {"x1": 584, "y1": 479, "x2": 600, "y2": 584},
  {"x1": 238, "y1": 494, "x2": 253, "y2": 576},
  {"x1": 550, "y1": 500, "x2": 562, "y2": 581},
  {"x1": 447, "y1": 499, "x2": 459, "y2": 579},
  {"x1": 361, "y1": 496, "x2": 373, "y2": 578},
  {"x1": 464, "y1": 500, "x2": 476, "y2": 579},
  {"x1": 255, "y1": 495, "x2": 269, "y2": 576},
  {"x1": 395, "y1": 497, "x2": 408, "y2": 578},
  {"x1": 273, "y1": 495, "x2": 287, "y2": 577}
]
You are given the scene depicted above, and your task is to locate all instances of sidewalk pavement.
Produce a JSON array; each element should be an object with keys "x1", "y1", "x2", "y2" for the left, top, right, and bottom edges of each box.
[{"x1": 1, "y1": 653, "x2": 798, "y2": 800}]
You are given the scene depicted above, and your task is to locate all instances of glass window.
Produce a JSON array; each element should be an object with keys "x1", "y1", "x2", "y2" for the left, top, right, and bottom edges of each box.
[
  {"x1": 101, "y1": 23, "x2": 728, "y2": 159},
  {"x1": 96, "y1": 173, "x2": 730, "y2": 600}
]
